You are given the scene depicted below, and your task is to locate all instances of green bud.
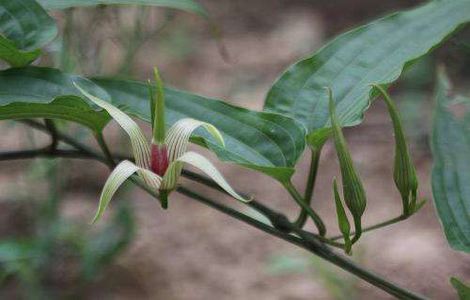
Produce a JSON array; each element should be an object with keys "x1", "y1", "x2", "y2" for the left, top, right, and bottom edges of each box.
[
  {"x1": 333, "y1": 178, "x2": 352, "y2": 254},
  {"x1": 328, "y1": 88, "x2": 366, "y2": 243},
  {"x1": 373, "y1": 85, "x2": 419, "y2": 216}
]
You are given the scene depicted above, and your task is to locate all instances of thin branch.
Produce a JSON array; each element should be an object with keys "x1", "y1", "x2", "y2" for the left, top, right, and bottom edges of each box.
[
  {"x1": 3, "y1": 119, "x2": 426, "y2": 299},
  {"x1": 295, "y1": 148, "x2": 322, "y2": 228},
  {"x1": 330, "y1": 215, "x2": 408, "y2": 241}
]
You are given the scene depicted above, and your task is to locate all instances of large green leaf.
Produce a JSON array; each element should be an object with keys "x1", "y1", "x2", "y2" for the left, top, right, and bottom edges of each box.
[
  {"x1": 0, "y1": 67, "x2": 306, "y2": 182},
  {"x1": 431, "y1": 71, "x2": 470, "y2": 252},
  {"x1": 0, "y1": 67, "x2": 110, "y2": 132},
  {"x1": 0, "y1": 0, "x2": 57, "y2": 67},
  {"x1": 38, "y1": 0, "x2": 208, "y2": 18},
  {"x1": 264, "y1": 0, "x2": 470, "y2": 147},
  {"x1": 93, "y1": 78, "x2": 306, "y2": 182}
]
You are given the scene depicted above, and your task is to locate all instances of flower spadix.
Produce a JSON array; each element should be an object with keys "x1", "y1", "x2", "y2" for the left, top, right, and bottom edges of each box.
[{"x1": 74, "y1": 68, "x2": 249, "y2": 223}]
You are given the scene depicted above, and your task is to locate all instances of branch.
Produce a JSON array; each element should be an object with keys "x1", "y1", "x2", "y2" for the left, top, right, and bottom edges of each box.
[{"x1": 4, "y1": 119, "x2": 426, "y2": 299}]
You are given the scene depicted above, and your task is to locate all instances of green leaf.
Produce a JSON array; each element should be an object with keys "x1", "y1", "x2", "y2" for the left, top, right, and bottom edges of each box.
[
  {"x1": 0, "y1": 67, "x2": 109, "y2": 132},
  {"x1": 93, "y1": 78, "x2": 306, "y2": 182},
  {"x1": 431, "y1": 70, "x2": 470, "y2": 252},
  {"x1": 0, "y1": 67, "x2": 305, "y2": 182},
  {"x1": 38, "y1": 0, "x2": 208, "y2": 18},
  {"x1": 451, "y1": 277, "x2": 470, "y2": 300},
  {"x1": 0, "y1": 0, "x2": 57, "y2": 67},
  {"x1": 264, "y1": 0, "x2": 470, "y2": 147}
]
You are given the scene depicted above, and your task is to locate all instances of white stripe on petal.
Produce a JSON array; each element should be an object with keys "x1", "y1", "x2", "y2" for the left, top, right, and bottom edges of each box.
[
  {"x1": 164, "y1": 118, "x2": 225, "y2": 163},
  {"x1": 74, "y1": 83, "x2": 151, "y2": 170},
  {"x1": 162, "y1": 151, "x2": 250, "y2": 203},
  {"x1": 92, "y1": 160, "x2": 162, "y2": 224}
]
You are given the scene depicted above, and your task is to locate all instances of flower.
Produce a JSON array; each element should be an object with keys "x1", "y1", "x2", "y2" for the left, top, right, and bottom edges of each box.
[{"x1": 74, "y1": 68, "x2": 249, "y2": 223}]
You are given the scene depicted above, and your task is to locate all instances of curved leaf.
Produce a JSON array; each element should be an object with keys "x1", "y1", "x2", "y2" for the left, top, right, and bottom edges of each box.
[
  {"x1": 38, "y1": 0, "x2": 208, "y2": 18},
  {"x1": 264, "y1": 0, "x2": 470, "y2": 147},
  {"x1": 93, "y1": 78, "x2": 307, "y2": 183},
  {"x1": 0, "y1": 0, "x2": 57, "y2": 66},
  {"x1": 431, "y1": 71, "x2": 470, "y2": 252},
  {"x1": 0, "y1": 67, "x2": 109, "y2": 132}
]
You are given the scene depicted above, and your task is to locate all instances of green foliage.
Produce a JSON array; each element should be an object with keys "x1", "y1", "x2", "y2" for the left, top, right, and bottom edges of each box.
[
  {"x1": 431, "y1": 70, "x2": 470, "y2": 252},
  {"x1": 94, "y1": 78, "x2": 307, "y2": 182},
  {"x1": 264, "y1": 0, "x2": 470, "y2": 148},
  {"x1": 38, "y1": 0, "x2": 209, "y2": 18},
  {"x1": 0, "y1": 67, "x2": 110, "y2": 132},
  {"x1": 0, "y1": 0, "x2": 57, "y2": 66},
  {"x1": 451, "y1": 277, "x2": 470, "y2": 300}
]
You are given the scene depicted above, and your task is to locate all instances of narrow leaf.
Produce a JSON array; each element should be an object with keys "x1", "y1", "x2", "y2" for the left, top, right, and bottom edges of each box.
[
  {"x1": 165, "y1": 118, "x2": 224, "y2": 162},
  {"x1": 74, "y1": 83, "x2": 151, "y2": 170},
  {"x1": 0, "y1": 0, "x2": 57, "y2": 66},
  {"x1": 163, "y1": 151, "x2": 249, "y2": 203},
  {"x1": 93, "y1": 160, "x2": 162, "y2": 223},
  {"x1": 431, "y1": 70, "x2": 470, "y2": 252},
  {"x1": 264, "y1": 0, "x2": 470, "y2": 146}
]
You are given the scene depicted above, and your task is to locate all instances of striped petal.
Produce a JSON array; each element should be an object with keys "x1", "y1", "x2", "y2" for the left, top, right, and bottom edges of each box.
[
  {"x1": 161, "y1": 151, "x2": 250, "y2": 203},
  {"x1": 92, "y1": 160, "x2": 162, "y2": 224},
  {"x1": 164, "y1": 118, "x2": 225, "y2": 163},
  {"x1": 74, "y1": 83, "x2": 151, "y2": 170}
]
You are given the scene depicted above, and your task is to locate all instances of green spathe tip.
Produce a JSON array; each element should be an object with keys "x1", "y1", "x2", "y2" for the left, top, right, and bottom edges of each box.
[{"x1": 152, "y1": 67, "x2": 166, "y2": 144}]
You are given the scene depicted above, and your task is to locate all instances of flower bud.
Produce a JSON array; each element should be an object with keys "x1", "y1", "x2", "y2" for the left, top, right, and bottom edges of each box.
[
  {"x1": 333, "y1": 178, "x2": 352, "y2": 254},
  {"x1": 328, "y1": 88, "x2": 366, "y2": 242},
  {"x1": 373, "y1": 85, "x2": 419, "y2": 216}
]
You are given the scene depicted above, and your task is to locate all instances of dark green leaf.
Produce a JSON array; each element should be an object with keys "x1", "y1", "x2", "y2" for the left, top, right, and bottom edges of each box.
[
  {"x1": 93, "y1": 78, "x2": 306, "y2": 182},
  {"x1": 0, "y1": 67, "x2": 306, "y2": 182},
  {"x1": 0, "y1": 67, "x2": 110, "y2": 132},
  {"x1": 451, "y1": 277, "x2": 470, "y2": 300},
  {"x1": 431, "y1": 70, "x2": 470, "y2": 252},
  {"x1": 264, "y1": 0, "x2": 470, "y2": 147},
  {"x1": 0, "y1": 0, "x2": 57, "y2": 66},
  {"x1": 38, "y1": 0, "x2": 208, "y2": 18}
]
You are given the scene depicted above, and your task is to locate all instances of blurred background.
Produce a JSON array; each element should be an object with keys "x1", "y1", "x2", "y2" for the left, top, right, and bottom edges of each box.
[{"x1": 0, "y1": 0, "x2": 470, "y2": 299}]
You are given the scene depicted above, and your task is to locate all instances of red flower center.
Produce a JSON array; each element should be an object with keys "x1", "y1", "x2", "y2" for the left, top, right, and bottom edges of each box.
[{"x1": 151, "y1": 144, "x2": 169, "y2": 176}]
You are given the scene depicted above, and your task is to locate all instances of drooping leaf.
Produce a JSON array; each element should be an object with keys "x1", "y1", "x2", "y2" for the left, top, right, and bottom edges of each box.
[
  {"x1": 0, "y1": 0, "x2": 57, "y2": 67},
  {"x1": 93, "y1": 78, "x2": 307, "y2": 183},
  {"x1": 451, "y1": 277, "x2": 470, "y2": 300},
  {"x1": 165, "y1": 118, "x2": 225, "y2": 163},
  {"x1": 431, "y1": 70, "x2": 470, "y2": 252},
  {"x1": 38, "y1": 0, "x2": 208, "y2": 18},
  {"x1": 0, "y1": 67, "x2": 109, "y2": 132},
  {"x1": 264, "y1": 0, "x2": 470, "y2": 147},
  {"x1": 92, "y1": 160, "x2": 162, "y2": 223},
  {"x1": 163, "y1": 151, "x2": 249, "y2": 202},
  {"x1": 75, "y1": 83, "x2": 151, "y2": 170}
]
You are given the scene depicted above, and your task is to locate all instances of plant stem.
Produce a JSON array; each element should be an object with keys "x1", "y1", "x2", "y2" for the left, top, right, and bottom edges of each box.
[
  {"x1": 44, "y1": 119, "x2": 58, "y2": 151},
  {"x1": 330, "y1": 215, "x2": 408, "y2": 241},
  {"x1": 177, "y1": 187, "x2": 426, "y2": 300},
  {"x1": 295, "y1": 148, "x2": 321, "y2": 228},
  {"x1": 3, "y1": 119, "x2": 426, "y2": 299},
  {"x1": 95, "y1": 132, "x2": 115, "y2": 167},
  {"x1": 284, "y1": 181, "x2": 326, "y2": 236}
]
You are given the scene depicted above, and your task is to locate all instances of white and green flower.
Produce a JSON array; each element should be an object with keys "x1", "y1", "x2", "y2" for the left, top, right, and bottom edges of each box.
[{"x1": 74, "y1": 68, "x2": 249, "y2": 223}]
